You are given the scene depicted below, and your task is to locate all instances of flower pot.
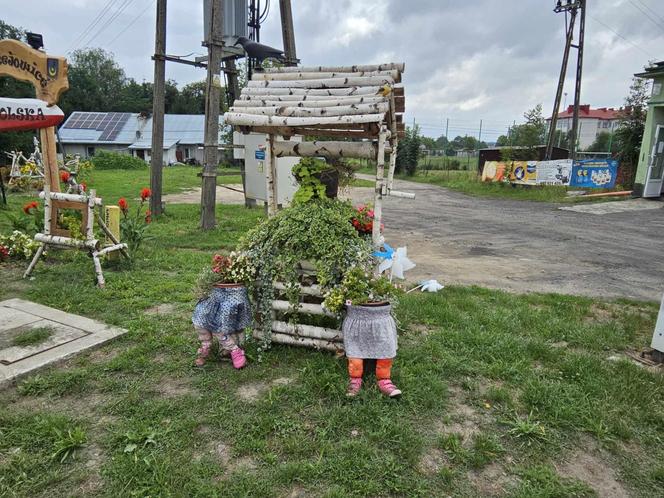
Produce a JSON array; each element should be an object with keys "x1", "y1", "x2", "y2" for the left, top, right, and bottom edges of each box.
[
  {"x1": 313, "y1": 168, "x2": 339, "y2": 199},
  {"x1": 193, "y1": 284, "x2": 252, "y2": 334},
  {"x1": 342, "y1": 303, "x2": 397, "y2": 359}
]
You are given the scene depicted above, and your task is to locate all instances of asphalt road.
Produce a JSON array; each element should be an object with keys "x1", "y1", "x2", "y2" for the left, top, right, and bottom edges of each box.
[{"x1": 353, "y1": 177, "x2": 664, "y2": 301}]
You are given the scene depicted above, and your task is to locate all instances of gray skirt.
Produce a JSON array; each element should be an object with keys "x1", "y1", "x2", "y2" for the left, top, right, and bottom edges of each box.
[
  {"x1": 342, "y1": 304, "x2": 397, "y2": 359},
  {"x1": 192, "y1": 286, "x2": 252, "y2": 334}
]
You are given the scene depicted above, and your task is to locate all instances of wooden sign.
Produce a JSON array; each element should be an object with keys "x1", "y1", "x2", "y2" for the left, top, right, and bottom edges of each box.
[{"x1": 0, "y1": 39, "x2": 68, "y2": 106}]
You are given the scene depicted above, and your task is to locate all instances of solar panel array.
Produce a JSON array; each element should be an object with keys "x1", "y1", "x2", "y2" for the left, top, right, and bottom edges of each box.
[{"x1": 63, "y1": 112, "x2": 132, "y2": 142}]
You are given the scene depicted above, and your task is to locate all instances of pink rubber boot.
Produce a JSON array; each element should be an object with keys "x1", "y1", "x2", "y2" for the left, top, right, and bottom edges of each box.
[
  {"x1": 346, "y1": 378, "x2": 362, "y2": 397},
  {"x1": 230, "y1": 348, "x2": 246, "y2": 369},
  {"x1": 377, "y1": 379, "x2": 402, "y2": 398}
]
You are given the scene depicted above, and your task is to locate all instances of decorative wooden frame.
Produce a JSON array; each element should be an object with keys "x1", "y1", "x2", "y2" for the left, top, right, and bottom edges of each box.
[{"x1": 49, "y1": 199, "x2": 89, "y2": 238}]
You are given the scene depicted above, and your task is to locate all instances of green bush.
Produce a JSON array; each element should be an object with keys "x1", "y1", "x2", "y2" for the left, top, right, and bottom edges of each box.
[{"x1": 91, "y1": 150, "x2": 147, "y2": 170}]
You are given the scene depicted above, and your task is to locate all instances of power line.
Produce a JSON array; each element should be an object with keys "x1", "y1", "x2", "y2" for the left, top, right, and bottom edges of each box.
[
  {"x1": 633, "y1": 0, "x2": 664, "y2": 25},
  {"x1": 586, "y1": 12, "x2": 657, "y2": 59},
  {"x1": 628, "y1": 0, "x2": 664, "y2": 33},
  {"x1": 67, "y1": 0, "x2": 116, "y2": 53},
  {"x1": 106, "y1": 0, "x2": 157, "y2": 46},
  {"x1": 80, "y1": 0, "x2": 137, "y2": 49}
]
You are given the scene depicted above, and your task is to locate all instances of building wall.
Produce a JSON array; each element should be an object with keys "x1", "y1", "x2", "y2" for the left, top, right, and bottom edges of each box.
[
  {"x1": 61, "y1": 143, "x2": 130, "y2": 159},
  {"x1": 554, "y1": 117, "x2": 619, "y2": 149}
]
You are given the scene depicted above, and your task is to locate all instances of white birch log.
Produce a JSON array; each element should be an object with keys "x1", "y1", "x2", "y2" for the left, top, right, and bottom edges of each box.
[
  {"x1": 271, "y1": 320, "x2": 343, "y2": 341},
  {"x1": 273, "y1": 282, "x2": 323, "y2": 297},
  {"x1": 43, "y1": 186, "x2": 51, "y2": 236},
  {"x1": 240, "y1": 86, "x2": 381, "y2": 97},
  {"x1": 262, "y1": 63, "x2": 405, "y2": 74},
  {"x1": 388, "y1": 190, "x2": 416, "y2": 199},
  {"x1": 39, "y1": 191, "x2": 102, "y2": 205},
  {"x1": 272, "y1": 140, "x2": 378, "y2": 160},
  {"x1": 266, "y1": 135, "x2": 278, "y2": 217},
  {"x1": 85, "y1": 189, "x2": 95, "y2": 239},
  {"x1": 253, "y1": 70, "x2": 400, "y2": 81},
  {"x1": 229, "y1": 102, "x2": 390, "y2": 118},
  {"x1": 254, "y1": 330, "x2": 342, "y2": 352},
  {"x1": 372, "y1": 126, "x2": 388, "y2": 249},
  {"x1": 247, "y1": 76, "x2": 394, "y2": 89},
  {"x1": 225, "y1": 113, "x2": 385, "y2": 127},
  {"x1": 271, "y1": 300, "x2": 336, "y2": 317},
  {"x1": 96, "y1": 243, "x2": 128, "y2": 257},
  {"x1": 23, "y1": 243, "x2": 45, "y2": 278},
  {"x1": 235, "y1": 95, "x2": 388, "y2": 106},
  {"x1": 91, "y1": 252, "x2": 105, "y2": 288},
  {"x1": 34, "y1": 233, "x2": 100, "y2": 250},
  {"x1": 387, "y1": 138, "x2": 398, "y2": 192}
]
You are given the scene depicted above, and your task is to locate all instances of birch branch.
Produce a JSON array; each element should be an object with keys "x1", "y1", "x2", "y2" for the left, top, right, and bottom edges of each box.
[
  {"x1": 262, "y1": 62, "x2": 405, "y2": 73},
  {"x1": 253, "y1": 69, "x2": 400, "y2": 82},
  {"x1": 272, "y1": 140, "x2": 378, "y2": 160},
  {"x1": 248, "y1": 75, "x2": 394, "y2": 89},
  {"x1": 240, "y1": 86, "x2": 382, "y2": 97},
  {"x1": 235, "y1": 95, "x2": 388, "y2": 106},
  {"x1": 229, "y1": 102, "x2": 389, "y2": 117},
  {"x1": 225, "y1": 112, "x2": 385, "y2": 127}
]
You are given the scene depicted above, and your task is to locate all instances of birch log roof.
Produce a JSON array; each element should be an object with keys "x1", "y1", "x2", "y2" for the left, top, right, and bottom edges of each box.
[{"x1": 224, "y1": 62, "x2": 405, "y2": 139}]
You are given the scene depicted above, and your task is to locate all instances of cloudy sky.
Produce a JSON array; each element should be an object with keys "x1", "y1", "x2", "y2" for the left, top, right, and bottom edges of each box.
[{"x1": 4, "y1": 0, "x2": 664, "y2": 140}]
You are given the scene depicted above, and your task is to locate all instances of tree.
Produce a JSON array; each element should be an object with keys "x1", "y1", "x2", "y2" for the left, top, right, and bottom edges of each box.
[
  {"x1": 586, "y1": 131, "x2": 617, "y2": 153},
  {"x1": 435, "y1": 134, "x2": 449, "y2": 149},
  {"x1": 615, "y1": 77, "x2": 649, "y2": 187},
  {"x1": 501, "y1": 104, "x2": 547, "y2": 160},
  {"x1": 395, "y1": 125, "x2": 422, "y2": 176},
  {"x1": 496, "y1": 135, "x2": 509, "y2": 146}
]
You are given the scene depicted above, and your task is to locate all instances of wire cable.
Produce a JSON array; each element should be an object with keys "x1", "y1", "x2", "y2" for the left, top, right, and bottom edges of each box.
[
  {"x1": 633, "y1": 0, "x2": 664, "y2": 25},
  {"x1": 586, "y1": 12, "x2": 657, "y2": 59},
  {"x1": 628, "y1": 0, "x2": 664, "y2": 33},
  {"x1": 67, "y1": 0, "x2": 116, "y2": 53},
  {"x1": 80, "y1": 0, "x2": 136, "y2": 49},
  {"x1": 106, "y1": 0, "x2": 156, "y2": 46}
]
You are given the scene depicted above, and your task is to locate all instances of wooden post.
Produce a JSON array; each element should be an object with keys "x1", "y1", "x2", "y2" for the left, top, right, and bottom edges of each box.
[
  {"x1": 387, "y1": 137, "x2": 398, "y2": 191},
  {"x1": 39, "y1": 127, "x2": 60, "y2": 192},
  {"x1": 150, "y1": 0, "x2": 167, "y2": 217},
  {"x1": 372, "y1": 125, "x2": 388, "y2": 249},
  {"x1": 266, "y1": 134, "x2": 278, "y2": 216},
  {"x1": 223, "y1": 57, "x2": 249, "y2": 206},
  {"x1": 200, "y1": 0, "x2": 224, "y2": 230},
  {"x1": 279, "y1": 0, "x2": 297, "y2": 67}
]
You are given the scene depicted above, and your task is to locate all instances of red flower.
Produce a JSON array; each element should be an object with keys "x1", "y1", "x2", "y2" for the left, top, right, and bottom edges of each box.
[
  {"x1": 118, "y1": 197, "x2": 128, "y2": 212},
  {"x1": 79, "y1": 181, "x2": 87, "y2": 192},
  {"x1": 23, "y1": 201, "x2": 38, "y2": 214},
  {"x1": 59, "y1": 170, "x2": 70, "y2": 183},
  {"x1": 140, "y1": 187, "x2": 151, "y2": 201},
  {"x1": 145, "y1": 210, "x2": 152, "y2": 224},
  {"x1": 0, "y1": 245, "x2": 9, "y2": 261}
]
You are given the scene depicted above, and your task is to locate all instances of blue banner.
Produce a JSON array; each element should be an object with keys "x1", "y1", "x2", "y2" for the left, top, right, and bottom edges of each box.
[{"x1": 570, "y1": 159, "x2": 618, "y2": 188}]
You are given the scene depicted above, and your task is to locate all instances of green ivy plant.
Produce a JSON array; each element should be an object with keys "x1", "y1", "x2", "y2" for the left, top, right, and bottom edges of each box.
[
  {"x1": 291, "y1": 157, "x2": 328, "y2": 203},
  {"x1": 239, "y1": 198, "x2": 372, "y2": 352}
]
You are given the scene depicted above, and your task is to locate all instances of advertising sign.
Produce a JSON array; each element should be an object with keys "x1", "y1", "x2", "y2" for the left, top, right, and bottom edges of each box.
[
  {"x1": 536, "y1": 159, "x2": 573, "y2": 186},
  {"x1": 509, "y1": 161, "x2": 537, "y2": 185},
  {"x1": 570, "y1": 159, "x2": 618, "y2": 188}
]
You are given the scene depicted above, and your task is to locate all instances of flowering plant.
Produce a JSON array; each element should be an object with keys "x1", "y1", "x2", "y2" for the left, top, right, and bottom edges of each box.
[
  {"x1": 0, "y1": 230, "x2": 40, "y2": 260},
  {"x1": 323, "y1": 266, "x2": 399, "y2": 313},
  {"x1": 194, "y1": 251, "x2": 256, "y2": 299},
  {"x1": 0, "y1": 245, "x2": 9, "y2": 262},
  {"x1": 351, "y1": 204, "x2": 382, "y2": 235},
  {"x1": 119, "y1": 188, "x2": 152, "y2": 253}
]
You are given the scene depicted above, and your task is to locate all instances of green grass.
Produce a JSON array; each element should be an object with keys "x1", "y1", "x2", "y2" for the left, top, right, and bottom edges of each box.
[
  {"x1": 0, "y1": 170, "x2": 662, "y2": 497},
  {"x1": 11, "y1": 326, "x2": 54, "y2": 347}
]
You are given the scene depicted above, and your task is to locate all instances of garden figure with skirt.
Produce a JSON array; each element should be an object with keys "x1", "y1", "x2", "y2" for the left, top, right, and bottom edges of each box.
[{"x1": 192, "y1": 253, "x2": 254, "y2": 368}]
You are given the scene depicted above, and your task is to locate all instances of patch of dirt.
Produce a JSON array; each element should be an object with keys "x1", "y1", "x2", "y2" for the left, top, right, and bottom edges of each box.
[
  {"x1": 214, "y1": 442, "x2": 231, "y2": 465},
  {"x1": 86, "y1": 347, "x2": 120, "y2": 363},
  {"x1": 468, "y1": 463, "x2": 518, "y2": 496},
  {"x1": 156, "y1": 377, "x2": 194, "y2": 398},
  {"x1": 282, "y1": 485, "x2": 311, "y2": 498},
  {"x1": 144, "y1": 303, "x2": 179, "y2": 316},
  {"x1": 584, "y1": 304, "x2": 615, "y2": 325},
  {"x1": 9, "y1": 392, "x2": 109, "y2": 418},
  {"x1": 556, "y1": 447, "x2": 628, "y2": 498},
  {"x1": 418, "y1": 447, "x2": 448, "y2": 475},
  {"x1": 433, "y1": 385, "x2": 483, "y2": 444},
  {"x1": 162, "y1": 185, "x2": 246, "y2": 204},
  {"x1": 408, "y1": 323, "x2": 431, "y2": 336},
  {"x1": 236, "y1": 382, "x2": 268, "y2": 402},
  {"x1": 272, "y1": 377, "x2": 296, "y2": 387}
]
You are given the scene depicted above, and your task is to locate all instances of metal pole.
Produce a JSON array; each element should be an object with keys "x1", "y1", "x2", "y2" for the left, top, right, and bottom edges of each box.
[
  {"x1": 279, "y1": 0, "x2": 297, "y2": 67},
  {"x1": 545, "y1": 6, "x2": 577, "y2": 160},
  {"x1": 200, "y1": 0, "x2": 224, "y2": 230},
  {"x1": 570, "y1": 0, "x2": 586, "y2": 161},
  {"x1": 150, "y1": 0, "x2": 167, "y2": 217}
]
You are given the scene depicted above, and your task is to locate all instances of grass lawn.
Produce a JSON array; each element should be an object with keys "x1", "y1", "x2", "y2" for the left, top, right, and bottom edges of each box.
[{"x1": 1, "y1": 170, "x2": 663, "y2": 497}]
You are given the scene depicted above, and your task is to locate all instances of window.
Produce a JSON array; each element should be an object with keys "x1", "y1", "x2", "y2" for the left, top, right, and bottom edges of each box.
[{"x1": 86, "y1": 146, "x2": 96, "y2": 158}]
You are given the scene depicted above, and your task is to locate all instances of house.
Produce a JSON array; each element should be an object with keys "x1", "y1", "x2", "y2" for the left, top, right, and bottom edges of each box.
[
  {"x1": 633, "y1": 62, "x2": 664, "y2": 197},
  {"x1": 547, "y1": 105, "x2": 621, "y2": 149},
  {"x1": 57, "y1": 112, "x2": 223, "y2": 165}
]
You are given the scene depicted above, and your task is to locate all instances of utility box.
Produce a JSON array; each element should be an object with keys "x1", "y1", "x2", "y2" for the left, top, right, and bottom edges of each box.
[
  {"x1": 651, "y1": 294, "x2": 664, "y2": 355},
  {"x1": 203, "y1": 0, "x2": 247, "y2": 57},
  {"x1": 233, "y1": 132, "x2": 299, "y2": 206}
]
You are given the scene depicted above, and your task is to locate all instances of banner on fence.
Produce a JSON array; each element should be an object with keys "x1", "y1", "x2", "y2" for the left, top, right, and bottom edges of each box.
[
  {"x1": 508, "y1": 161, "x2": 537, "y2": 185},
  {"x1": 535, "y1": 159, "x2": 574, "y2": 186},
  {"x1": 570, "y1": 159, "x2": 618, "y2": 189}
]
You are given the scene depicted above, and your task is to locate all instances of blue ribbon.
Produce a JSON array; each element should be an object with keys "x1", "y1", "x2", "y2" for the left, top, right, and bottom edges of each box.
[{"x1": 373, "y1": 242, "x2": 394, "y2": 260}]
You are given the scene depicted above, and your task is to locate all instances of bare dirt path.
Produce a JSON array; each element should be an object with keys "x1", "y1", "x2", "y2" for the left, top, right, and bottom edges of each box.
[{"x1": 352, "y1": 175, "x2": 664, "y2": 301}]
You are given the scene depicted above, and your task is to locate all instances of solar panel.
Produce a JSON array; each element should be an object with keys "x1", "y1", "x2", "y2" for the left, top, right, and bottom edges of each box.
[{"x1": 98, "y1": 113, "x2": 131, "y2": 141}]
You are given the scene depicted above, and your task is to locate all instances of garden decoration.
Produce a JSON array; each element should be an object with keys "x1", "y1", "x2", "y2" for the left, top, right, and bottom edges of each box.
[
  {"x1": 374, "y1": 243, "x2": 416, "y2": 281},
  {"x1": 23, "y1": 189, "x2": 129, "y2": 288},
  {"x1": 6, "y1": 138, "x2": 44, "y2": 187},
  {"x1": 407, "y1": 279, "x2": 444, "y2": 293},
  {"x1": 192, "y1": 253, "x2": 254, "y2": 368}
]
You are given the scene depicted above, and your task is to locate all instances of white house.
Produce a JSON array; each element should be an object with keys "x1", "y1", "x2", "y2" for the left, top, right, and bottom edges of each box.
[
  {"x1": 547, "y1": 104, "x2": 621, "y2": 149},
  {"x1": 57, "y1": 111, "x2": 223, "y2": 164}
]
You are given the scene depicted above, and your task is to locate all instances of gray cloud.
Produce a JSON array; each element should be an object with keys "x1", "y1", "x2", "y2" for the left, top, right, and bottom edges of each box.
[{"x1": 3, "y1": 0, "x2": 663, "y2": 139}]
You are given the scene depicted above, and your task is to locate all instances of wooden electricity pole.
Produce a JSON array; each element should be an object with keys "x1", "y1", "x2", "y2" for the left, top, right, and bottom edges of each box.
[
  {"x1": 570, "y1": 0, "x2": 586, "y2": 161},
  {"x1": 279, "y1": 0, "x2": 297, "y2": 66},
  {"x1": 200, "y1": 0, "x2": 224, "y2": 230},
  {"x1": 150, "y1": 0, "x2": 167, "y2": 217}
]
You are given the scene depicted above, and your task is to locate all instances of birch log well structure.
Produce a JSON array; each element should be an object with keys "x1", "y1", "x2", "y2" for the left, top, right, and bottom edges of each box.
[{"x1": 225, "y1": 62, "x2": 412, "y2": 351}]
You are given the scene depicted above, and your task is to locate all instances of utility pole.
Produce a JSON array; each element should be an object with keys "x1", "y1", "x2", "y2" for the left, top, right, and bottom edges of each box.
[
  {"x1": 545, "y1": 0, "x2": 582, "y2": 160},
  {"x1": 150, "y1": 0, "x2": 167, "y2": 217},
  {"x1": 279, "y1": 0, "x2": 297, "y2": 66},
  {"x1": 570, "y1": 0, "x2": 585, "y2": 161},
  {"x1": 200, "y1": 0, "x2": 224, "y2": 230}
]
